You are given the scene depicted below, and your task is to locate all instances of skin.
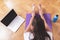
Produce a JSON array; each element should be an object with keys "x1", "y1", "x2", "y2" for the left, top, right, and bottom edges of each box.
[
  {"x1": 25, "y1": 4, "x2": 52, "y2": 32},
  {"x1": 38, "y1": 4, "x2": 52, "y2": 32}
]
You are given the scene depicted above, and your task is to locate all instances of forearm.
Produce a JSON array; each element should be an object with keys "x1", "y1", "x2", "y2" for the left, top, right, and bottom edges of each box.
[
  {"x1": 39, "y1": 12, "x2": 52, "y2": 32},
  {"x1": 44, "y1": 17, "x2": 52, "y2": 32},
  {"x1": 25, "y1": 15, "x2": 34, "y2": 32},
  {"x1": 27, "y1": 16, "x2": 34, "y2": 29}
]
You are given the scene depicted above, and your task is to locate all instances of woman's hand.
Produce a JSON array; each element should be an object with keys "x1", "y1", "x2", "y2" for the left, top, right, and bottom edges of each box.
[
  {"x1": 38, "y1": 4, "x2": 43, "y2": 16},
  {"x1": 32, "y1": 4, "x2": 35, "y2": 17}
]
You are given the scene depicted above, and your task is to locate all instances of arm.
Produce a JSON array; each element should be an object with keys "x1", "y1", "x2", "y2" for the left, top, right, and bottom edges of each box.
[
  {"x1": 38, "y1": 5, "x2": 52, "y2": 32},
  {"x1": 39, "y1": 12, "x2": 52, "y2": 32},
  {"x1": 25, "y1": 5, "x2": 35, "y2": 32},
  {"x1": 25, "y1": 16, "x2": 34, "y2": 32}
]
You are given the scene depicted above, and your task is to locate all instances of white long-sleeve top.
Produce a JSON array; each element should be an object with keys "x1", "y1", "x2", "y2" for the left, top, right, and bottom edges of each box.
[{"x1": 24, "y1": 31, "x2": 53, "y2": 40}]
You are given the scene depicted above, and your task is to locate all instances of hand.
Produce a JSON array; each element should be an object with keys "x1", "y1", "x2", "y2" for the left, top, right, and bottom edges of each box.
[
  {"x1": 38, "y1": 4, "x2": 42, "y2": 10},
  {"x1": 38, "y1": 4, "x2": 43, "y2": 15},
  {"x1": 32, "y1": 4, "x2": 35, "y2": 11},
  {"x1": 32, "y1": 4, "x2": 35, "y2": 17}
]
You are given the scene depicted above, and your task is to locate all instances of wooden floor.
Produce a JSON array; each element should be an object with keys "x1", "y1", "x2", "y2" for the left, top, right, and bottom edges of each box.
[{"x1": 0, "y1": 0, "x2": 60, "y2": 40}]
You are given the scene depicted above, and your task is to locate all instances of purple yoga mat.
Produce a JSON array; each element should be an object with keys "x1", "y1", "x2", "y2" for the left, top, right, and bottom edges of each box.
[{"x1": 25, "y1": 13, "x2": 52, "y2": 30}]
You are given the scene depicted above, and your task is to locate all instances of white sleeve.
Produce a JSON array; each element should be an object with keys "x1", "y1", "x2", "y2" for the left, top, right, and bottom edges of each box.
[
  {"x1": 24, "y1": 32, "x2": 30, "y2": 40},
  {"x1": 47, "y1": 31, "x2": 53, "y2": 40}
]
